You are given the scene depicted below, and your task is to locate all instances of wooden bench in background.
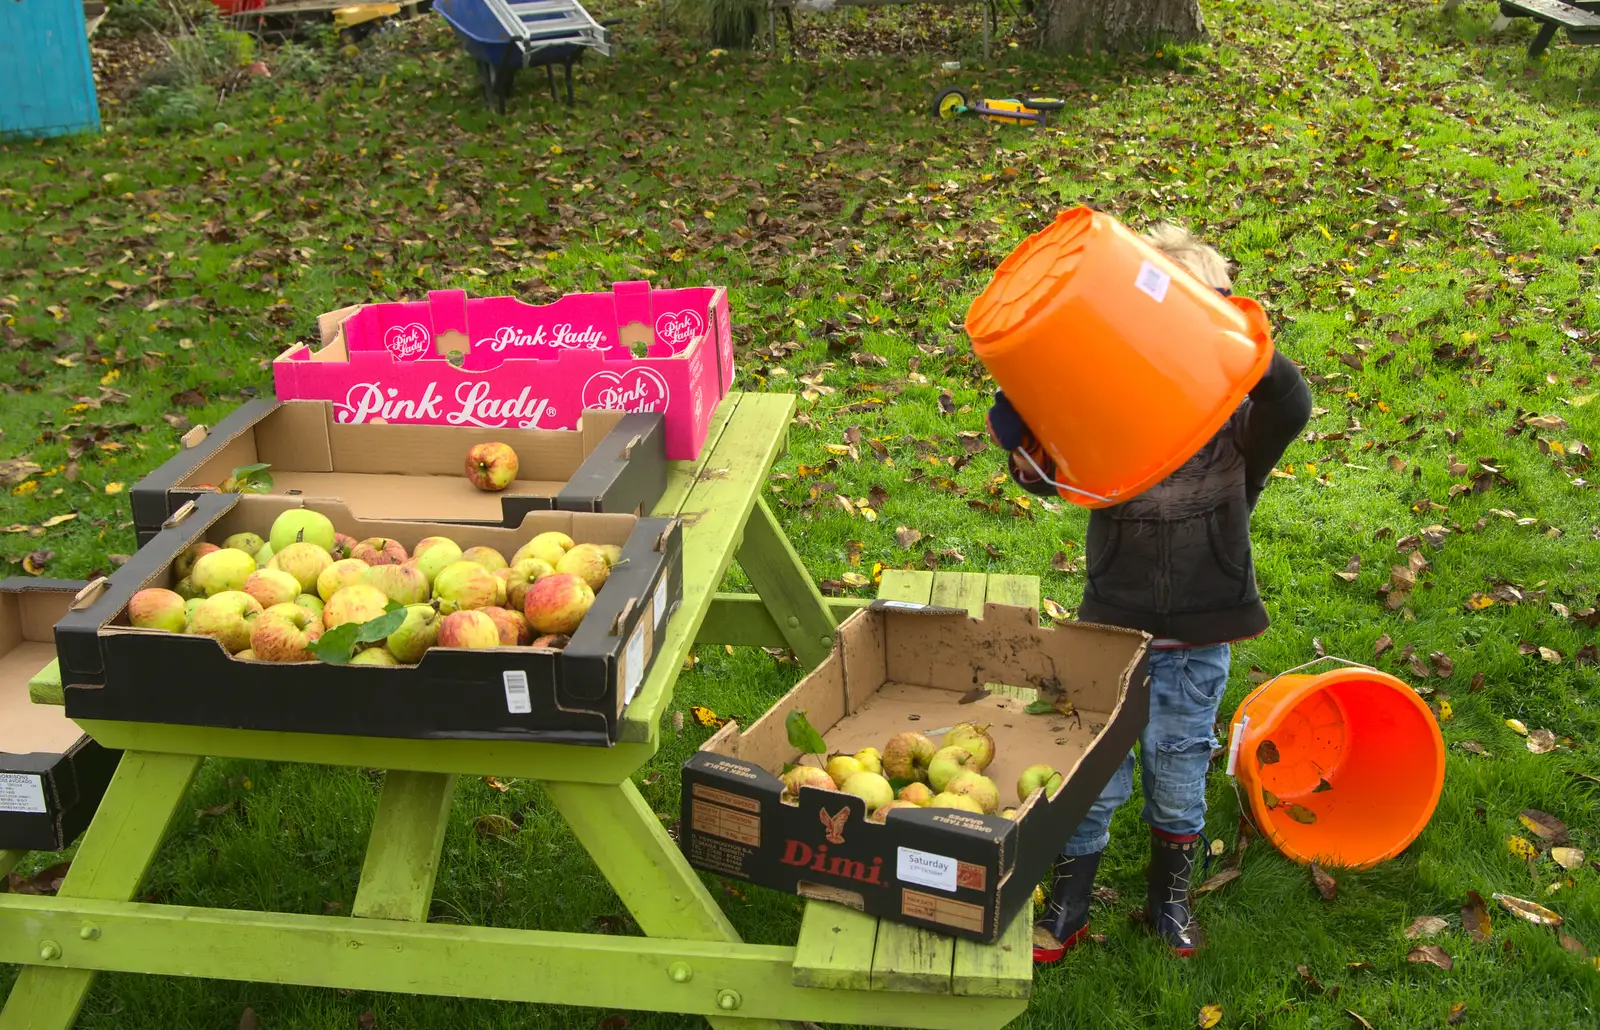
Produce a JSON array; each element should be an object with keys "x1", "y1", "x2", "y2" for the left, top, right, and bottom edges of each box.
[{"x1": 1445, "y1": 0, "x2": 1600, "y2": 57}]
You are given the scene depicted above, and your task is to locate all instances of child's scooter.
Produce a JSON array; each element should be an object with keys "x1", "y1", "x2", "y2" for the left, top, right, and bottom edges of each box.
[{"x1": 934, "y1": 88, "x2": 1066, "y2": 126}]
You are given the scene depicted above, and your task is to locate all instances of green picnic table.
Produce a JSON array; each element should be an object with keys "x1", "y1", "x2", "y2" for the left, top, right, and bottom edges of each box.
[{"x1": 0, "y1": 392, "x2": 1034, "y2": 1030}]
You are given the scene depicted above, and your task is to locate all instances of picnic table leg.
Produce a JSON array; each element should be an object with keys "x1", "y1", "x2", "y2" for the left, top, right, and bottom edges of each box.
[
  {"x1": 544, "y1": 779, "x2": 803, "y2": 1030},
  {"x1": 0, "y1": 751, "x2": 199, "y2": 1030},
  {"x1": 351, "y1": 771, "x2": 458, "y2": 922},
  {"x1": 735, "y1": 495, "x2": 837, "y2": 669},
  {"x1": 1529, "y1": 21, "x2": 1559, "y2": 56}
]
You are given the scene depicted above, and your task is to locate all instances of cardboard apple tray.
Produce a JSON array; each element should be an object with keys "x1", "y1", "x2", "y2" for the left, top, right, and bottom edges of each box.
[
  {"x1": 129, "y1": 398, "x2": 668, "y2": 547},
  {"x1": 272, "y1": 282, "x2": 735, "y2": 462},
  {"x1": 55, "y1": 493, "x2": 682, "y2": 746},
  {"x1": 679, "y1": 600, "x2": 1150, "y2": 943},
  {"x1": 1, "y1": 579, "x2": 121, "y2": 852}
]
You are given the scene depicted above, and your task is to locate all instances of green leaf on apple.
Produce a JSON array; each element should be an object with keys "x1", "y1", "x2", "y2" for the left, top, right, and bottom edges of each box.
[
  {"x1": 357, "y1": 608, "x2": 408, "y2": 643},
  {"x1": 785, "y1": 710, "x2": 828, "y2": 755},
  {"x1": 307, "y1": 623, "x2": 362, "y2": 664},
  {"x1": 230, "y1": 462, "x2": 274, "y2": 493},
  {"x1": 1024, "y1": 699, "x2": 1057, "y2": 715},
  {"x1": 888, "y1": 776, "x2": 914, "y2": 794}
]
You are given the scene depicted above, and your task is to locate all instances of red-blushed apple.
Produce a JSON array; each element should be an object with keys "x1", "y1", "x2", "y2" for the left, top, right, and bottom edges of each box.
[
  {"x1": 128, "y1": 588, "x2": 187, "y2": 633},
  {"x1": 318, "y1": 558, "x2": 370, "y2": 602},
  {"x1": 186, "y1": 591, "x2": 263, "y2": 654},
  {"x1": 481, "y1": 606, "x2": 533, "y2": 646},
  {"x1": 192, "y1": 548, "x2": 257, "y2": 596},
  {"x1": 493, "y1": 575, "x2": 508, "y2": 607},
  {"x1": 869, "y1": 800, "x2": 924, "y2": 823},
  {"x1": 222, "y1": 532, "x2": 265, "y2": 555},
  {"x1": 780, "y1": 765, "x2": 836, "y2": 802},
  {"x1": 352, "y1": 537, "x2": 409, "y2": 566},
  {"x1": 269, "y1": 509, "x2": 337, "y2": 555},
  {"x1": 386, "y1": 604, "x2": 440, "y2": 663},
  {"x1": 945, "y1": 771, "x2": 1000, "y2": 814},
  {"x1": 896, "y1": 782, "x2": 934, "y2": 806},
  {"x1": 363, "y1": 563, "x2": 430, "y2": 605},
  {"x1": 928, "y1": 746, "x2": 977, "y2": 793},
  {"x1": 555, "y1": 543, "x2": 610, "y2": 592},
  {"x1": 270, "y1": 542, "x2": 334, "y2": 594},
  {"x1": 928, "y1": 792, "x2": 985, "y2": 813},
  {"x1": 249, "y1": 606, "x2": 324, "y2": 663},
  {"x1": 331, "y1": 533, "x2": 359, "y2": 561},
  {"x1": 522, "y1": 572, "x2": 595, "y2": 635},
  {"x1": 431, "y1": 560, "x2": 499, "y2": 613},
  {"x1": 437, "y1": 609, "x2": 501, "y2": 649},
  {"x1": 294, "y1": 594, "x2": 324, "y2": 620},
  {"x1": 411, "y1": 537, "x2": 463, "y2": 584},
  {"x1": 512, "y1": 532, "x2": 572, "y2": 568},
  {"x1": 840, "y1": 772, "x2": 895, "y2": 812},
  {"x1": 531, "y1": 633, "x2": 570, "y2": 649},
  {"x1": 243, "y1": 568, "x2": 301, "y2": 610},
  {"x1": 174, "y1": 542, "x2": 219, "y2": 580},
  {"x1": 465, "y1": 441, "x2": 520, "y2": 491},
  {"x1": 462, "y1": 546, "x2": 508, "y2": 572},
  {"x1": 505, "y1": 558, "x2": 553, "y2": 611},
  {"x1": 944, "y1": 722, "x2": 996, "y2": 771},
  {"x1": 348, "y1": 647, "x2": 400, "y2": 666},
  {"x1": 882, "y1": 731, "x2": 937, "y2": 783},
  {"x1": 323, "y1": 583, "x2": 390, "y2": 630}
]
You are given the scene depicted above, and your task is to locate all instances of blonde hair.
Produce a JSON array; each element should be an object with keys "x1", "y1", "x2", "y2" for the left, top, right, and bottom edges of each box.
[{"x1": 1142, "y1": 223, "x2": 1232, "y2": 292}]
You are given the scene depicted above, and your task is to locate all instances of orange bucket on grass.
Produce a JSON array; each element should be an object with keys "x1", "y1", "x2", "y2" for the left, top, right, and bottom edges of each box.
[
  {"x1": 1227, "y1": 662, "x2": 1446, "y2": 869},
  {"x1": 965, "y1": 207, "x2": 1276, "y2": 508}
]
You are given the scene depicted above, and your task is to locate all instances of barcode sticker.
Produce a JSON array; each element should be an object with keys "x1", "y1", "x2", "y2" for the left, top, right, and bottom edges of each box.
[
  {"x1": 0, "y1": 773, "x2": 48, "y2": 814},
  {"x1": 654, "y1": 575, "x2": 669, "y2": 629},
  {"x1": 1134, "y1": 261, "x2": 1171, "y2": 303},
  {"x1": 624, "y1": 625, "x2": 646, "y2": 704},
  {"x1": 503, "y1": 670, "x2": 532, "y2": 714}
]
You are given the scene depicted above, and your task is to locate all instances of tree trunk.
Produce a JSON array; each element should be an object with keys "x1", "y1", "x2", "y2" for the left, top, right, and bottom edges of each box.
[{"x1": 1037, "y1": 0, "x2": 1205, "y2": 54}]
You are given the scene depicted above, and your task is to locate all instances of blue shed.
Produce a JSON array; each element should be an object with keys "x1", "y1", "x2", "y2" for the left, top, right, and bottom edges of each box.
[{"x1": 0, "y1": 0, "x2": 101, "y2": 139}]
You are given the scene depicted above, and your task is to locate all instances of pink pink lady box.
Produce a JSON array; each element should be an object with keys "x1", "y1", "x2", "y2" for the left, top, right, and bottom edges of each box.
[{"x1": 273, "y1": 282, "x2": 735, "y2": 460}]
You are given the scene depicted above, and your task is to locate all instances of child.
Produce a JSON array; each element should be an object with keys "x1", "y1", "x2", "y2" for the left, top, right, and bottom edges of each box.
[{"x1": 985, "y1": 224, "x2": 1312, "y2": 961}]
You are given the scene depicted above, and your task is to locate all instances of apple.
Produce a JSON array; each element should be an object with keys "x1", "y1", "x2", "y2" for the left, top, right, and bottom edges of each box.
[
  {"x1": 174, "y1": 576, "x2": 201, "y2": 601},
  {"x1": 128, "y1": 588, "x2": 187, "y2": 632},
  {"x1": 364, "y1": 563, "x2": 431, "y2": 606},
  {"x1": 250, "y1": 606, "x2": 323, "y2": 662},
  {"x1": 323, "y1": 583, "x2": 390, "y2": 630},
  {"x1": 294, "y1": 594, "x2": 324, "y2": 619},
  {"x1": 465, "y1": 441, "x2": 520, "y2": 491},
  {"x1": 411, "y1": 537, "x2": 463, "y2": 584},
  {"x1": 512, "y1": 531, "x2": 572, "y2": 569},
  {"x1": 854, "y1": 748, "x2": 883, "y2": 776},
  {"x1": 928, "y1": 792, "x2": 985, "y2": 814},
  {"x1": 883, "y1": 732, "x2": 937, "y2": 783},
  {"x1": 432, "y1": 560, "x2": 500, "y2": 613},
  {"x1": 945, "y1": 722, "x2": 996, "y2": 771},
  {"x1": 331, "y1": 533, "x2": 359, "y2": 561},
  {"x1": 184, "y1": 597, "x2": 205, "y2": 622},
  {"x1": 505, "y1": 558, "x2": 553, "y2": 611},
  {"x1": 780, "y1": 765, "x2": 836, "y2": 801},
  {"x1": 223, "y1": 532, "x2": 265, "y2": 555},
  {"x1": 946, "y1": 771, "x2": 1000, "y2": 814},
  {"x1": 826, "y1": 755, "x2": 866, "y2": 787},
  {"x1": 236, "y1": 648, "x2": 260, "y2": 661},
  {"x1": 186, "y1": 591, "x2": 263, "y2": 653},
  {"x1": 386, "y1": 604, "x2": 441, "y2": 663},
  {"x1": 349, "y1": 646, "x2": 400, "y2": 666},
  {"x1": 556, "y1": 543, "x2": 611, "y2": 592},
  {"x1": 523, "y1": 573, "x2": 595, "y2": 635},
  {"x1": 462, "y1": 546, "x2": 508, "y2": 572},
  {"x1": 437, "y1": 609, "x2": 501, "y2": 649},
  {"x1": 1017, "y1": 764, "x2": 1064, "y2": 803},
  {"x1": 318, "y1": 558, "x2": 370, "y2": 601},
  {"x1": 243, "y1": 568, "x2": 301, "y2": 609},
  {"x1": 269, "y1": 509, "x2": 337, "y2": 555},
  {"x1": 352, "y1": 537, "x2": 408, "y2": 566},
  {"x1": 928, "y1": 746, "x2": 976, "y2": 793},
  {"x1": 192, "y1": 548, "x2": 257, "y2": 596},
  {"x1": 870, "y1": 800, "x2": 924, "y2": 823},
  {"x1": 253, "y1": 543, "x2": 274, "y2": 566},
  {"x1": 897, "y1": 782, "x2": 934, "y2": 806},
  {"x1": 270, "y1": 542, "x2": 334, "y2": 595},
  {"x1": 531, "y1": 633, "x2": 570, "y2": 649},
  {"x1": 481, "y1": 605, "x2": 533, "y2": 646},
  {"x1": 841, "y1": 772, "x2": 894, "y2": 812},
  {"x1": 596, "y1": 544, "x2": 623, "y2": 566},
  {"x1": 493, "y1": 575, "x2": 508, "y2": 607},
  {"x1": 174, "y1": 542, "x2": 219, "y2": 580},
  {"x1": 1000, "y1": 808, "x2": 1019, "y2": 820}
]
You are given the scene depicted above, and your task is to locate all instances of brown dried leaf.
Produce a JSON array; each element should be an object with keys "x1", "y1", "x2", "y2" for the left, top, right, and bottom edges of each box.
[
  {"x1": 358, "y1": 1010, "x2": 376, "y2": 1030},
  {"x1": 1256, "y1": 739, "x2": 1281, "y2": 765},
  {"x1": 1526, "y1": 728, "x2": 1559, "y2": 754},
  {"x1": 1560, "y1": 935, "x2": 1590, "y2": 958},
  {"x1": 1347, "y1": 1010, "x2": 1376, "y2": 1030},
  {"x1": 171, "y1": 388, "x2": 207, "y2": 408},
  {"x1": 1551, "y1": 847, "x2": 1585, "y2": 870},
  {"x1": 474, "y1": 814, "x2": 519, "y2": 838},
  {"x1": 22, "y1": 550, "x2": 53, "y2": 575},
  {"x1": 1405, "y1": 915, "x2": 1449, "y2": 939},
  {"x1": 1448, "y1": 1002, "x2": 1468, "y2": 1026},
  {"x1": 1193, "y1": 866, "x2": 1241, "y2": 897},
  {"x1": 1051, "y1": 550, "x2": 1078, "y2": 573},
  {"x1": 1311, "y1": 862, "x2": 1338, "y2": 901},
  {"x1": 5, "y1": 861, "x2": 71, "y2": 895},
  {"x1": 196, "y1": 801, "x2": 235, "y2": 818},
  {"x1": 596, "y1": 1016, "x2": 631, "y2": 1030},
  {"x1": 895, "y1": 526, "x2": 923, "y2": 549},
  {"x1": 238, "y1": 1008, "x2": 260, "y2": 1030},
  {"x1": 1518, "y1": 809, "x2": 1569, "y2": 844},
  {"x1": 1296, "y1": 964, "x2": 1325, "y2": 994},
  {"x1": 1374, "y1": 634, "x2": 1394, "y2": 658},
  {"x1": 1430, "y1": 652, "x2": 1455, "y2": 677},
  {"x1": 1407, "y1": 944, "x2": 1454, "y2": 971},
  {"x1": 1334, "y1": 555, "x2": 1361, "y2": 582}
]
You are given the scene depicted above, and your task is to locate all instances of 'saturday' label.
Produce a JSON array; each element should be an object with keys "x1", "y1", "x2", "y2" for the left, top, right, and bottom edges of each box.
[
  {"x1": 897, "y1": 846, "x2": 958, "y2": 893},
  {"x1": 624, "y1": 625, "x2": 646, "y2": 704},
  {"x1": 0, "y1": 772, "x2": 48, "y2": 814},
  {"x1": 502, "y1": 670, "x2": 532, "y2": 714}
]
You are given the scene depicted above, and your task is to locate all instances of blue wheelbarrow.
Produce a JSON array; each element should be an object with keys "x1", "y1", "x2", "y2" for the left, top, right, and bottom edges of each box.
[{"x1": 435, "y1": 0, "x2": 615, "y2": 111}]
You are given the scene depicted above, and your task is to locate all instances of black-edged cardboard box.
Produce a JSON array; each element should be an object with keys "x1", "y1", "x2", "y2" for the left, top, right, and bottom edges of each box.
[
  {"x1": 58, "y1": 493, "x2": 682, "y2": 747},
  {"x1": 679, "y1": 600, "x2": 1149, "y2": 943},
  {"x1": 130, "y1": 399, "x2": 668, "y2": 546},
  {"x1": 2, "y1": 579, "x2": 121, "y2": 853}
]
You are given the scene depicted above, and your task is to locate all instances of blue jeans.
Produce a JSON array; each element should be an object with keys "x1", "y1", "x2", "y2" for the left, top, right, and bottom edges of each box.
[{"x1": 1063, "y1": 644, "x2": 1231, "y2": 857}]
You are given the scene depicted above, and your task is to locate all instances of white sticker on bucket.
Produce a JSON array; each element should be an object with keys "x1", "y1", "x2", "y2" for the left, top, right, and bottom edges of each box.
[{"x1": 1135, "y1": 261, "x2": 1171, "y2": 303}]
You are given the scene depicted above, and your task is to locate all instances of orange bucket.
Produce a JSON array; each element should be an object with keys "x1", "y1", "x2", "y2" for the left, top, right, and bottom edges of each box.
[
  {"x1": 1227, "y1": 662, "x2": 1446, "y2": 869},
  {"x1": 965, "y1": 207, "x2": 1275, "y2": 508}
]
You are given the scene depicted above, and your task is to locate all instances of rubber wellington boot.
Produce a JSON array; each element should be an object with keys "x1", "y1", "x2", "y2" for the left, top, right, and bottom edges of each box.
[
  {"x1": 1033, "y1": 850, "x2": 1103, "y2": 964},
  {"x1": 1147, "y1": 827, "x2": 1204, "y2": 956}
]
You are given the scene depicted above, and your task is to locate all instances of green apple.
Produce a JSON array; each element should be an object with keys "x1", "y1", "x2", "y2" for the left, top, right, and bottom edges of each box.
[
  {"x1": 323, "y1": 583, "x2": 390, "y2": 630},
  {"x1": 1017, "y1": 764, "x2": 1064, "y2": 803},
  {"x1": 254, "y1": 542, "x2": 275, "y2": 565},
  {"x1": 348, "y1": 646, "x2": 400, "y2": 666},
  {"x1": 927, "y1": 745, "x2": 977, "y2": 793},
  {"x1": 432, "y1": 560, "x2": 500, "y2": 613},
  {"x1": 318, "y1": 558, "x2": 370, "y2": 602},
  {"x1": 512, "y1": 531, "x2": 572, "y2": 569},
  {"x1": 854, "y1": 747, "x2": 883, "y2": 776},
  {"x1": 294, "y1": 594, "x2": 324, "y2": 619},
  {"x1": 411, "y1": 536, "x2": 463, "y2": 584},
  {"x1": 780, "y1": 765, "x2": 836, "y2": 801},
  {"x1": 840, "y1": 772, "x2": 894, "y2": 812},
  {"x1": 505, "y1": 558, "x2": 553, "y2": 611},
  {"x1": 174, "y1": 542, "x2": 219, "y2": 580},
  {"x1": 870, "y1": 800, "x2": 924, "y2": 822},
  {"x1": 268, "y1": 509, "x2": 337, "y2": 555},
  {"x1": 461, "y1": 545, "x2": 508, "y2": 572},
  {"x1": 364, "y1": 563, "x2": 430, "y2": 605},
  {"x1": 826, "y1": 755, "x2": 866, "y2": 786},
  {"x1": 945, "y1": 722, "x2": 996, "y2": 771},
  {"x1": 436, "y1": 609, "x2": 500, "y2": 649},
  {"x1": 249, "y1": 605, "x2": 323, "y2": 663},
  {"x1": 386, "y1": 604, "x2": 441, "y2": 663},
  {"x1": 945, "y1": 771, "x2": 999, "y2": 814},
  {"x1": 192, "y1": 548, "x2": 257, "y2": 597},
  {"x1": 928, "y1": 792, "x2": 985, "y2": 814},
  {"x1": 555, "y1": 543, "x2": 610, "y2": 592},
  {"x1": 222, "y1": 532, "x2": 265, "y2": 555}
]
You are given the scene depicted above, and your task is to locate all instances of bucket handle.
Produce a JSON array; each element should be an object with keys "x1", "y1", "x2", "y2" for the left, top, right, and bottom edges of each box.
[
  {"x1": 1226, "y1": 655, "x2": 1374, "y2": 780},
  {"x1": 1013, "y1": 446, "x2": 1114, "y2": 506}
]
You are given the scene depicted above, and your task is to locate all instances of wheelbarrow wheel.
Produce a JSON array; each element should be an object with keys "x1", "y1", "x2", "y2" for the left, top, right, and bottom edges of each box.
[
  {"x1": 1019, "y1": 93, "x2": 1067, "y2": 112},
  {"x1": 934, "y1": 88, "x2": 968, "y2": 119},
  {"x1": 476, "y1": 59, "x2": 501, "y2": 112}
]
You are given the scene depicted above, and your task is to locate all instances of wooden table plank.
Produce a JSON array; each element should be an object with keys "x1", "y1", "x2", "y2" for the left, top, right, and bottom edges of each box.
[
  {"x1": 734, "y1": 495, "x2": 839, "y2": 668},
  {"x1": 351, "y1": 772, "x2": 457, "y2": 923},
  {"x1": 929, "y1": 572, "x2": 988, "y2": 617},
  {"x1": 791, "y1": 899, "x2": 879, "y2": 990},
  {"x1": 698, "y1": 593, "x2": 869, "y2": 648}
]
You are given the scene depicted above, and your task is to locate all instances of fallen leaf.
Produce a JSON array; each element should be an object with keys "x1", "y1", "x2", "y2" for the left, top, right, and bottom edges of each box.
[
  {"x1": 1194, "y1": 866, "x2": 1241, "y2": 896},
  {"x1": 1508, "y1": 836, "x2": 1539, "y2": 861},
  {"x1": 1506, "y1": 719, "x2": 1529, "y2": 736},
  {"x1": 840, "y1": 572, "x2": 870, "y2": 588},
  {"x1": 1347, "y1": 1010, "x2": 1376, "y2": 1030},
  {"x1": 1406, "y1": 915, "x2": 1449, "y2": 939},
  {"x1": 1335, "y1": 555, "x2": 1361, "y2": 582},
  {"x1": 1256, "y1": 740, "x2": 1281, "y2": 765},
  {"x1": 1457, "y1": 740, "x2": 1489, "y2": 756},
  {"x1": 1311, "y1": 862, "x2": 1338, "y2": 901},
  {"x1": 595, "y1": 1016, "x2": 631, "y2": 1030},
  {"x1": 171, "y1": 388, "x2": 207, "y2": 408},
  {"x1": 1198, "y1": 1004, "x2": 1223, "y2": 1029},
  {"x1": 1462, "y1": 891, "x2": 1492, "y2": 943},
  {"x1": 1493, "y1": 892, "x2": 1562, "y2": 927},
  {"x1": 1518, "y1": 809, "x2": 1569, "y2": 844},
  {"x1": 1408, "y1": 944, "x2": 1454, "y2": 971},
  {"x1": 1285, "y1": 804, "x2": 1318, "y2": 825},
  {"x1": 1051, "y1": 550, "x2": 1078, "y2": 573},
  {"x1": 196, "y1": 801, "x2": 235, "y2": 818},
  {"x1": 474, "y1": 814, "x2": 518, "y2": 838},
  {"x1": 1526, "y1": 729, "x2": 1559, "y2": 754},
  {"x1": 1551, "y1": 847, "x2": 1586, "y2": 870},
  {"x1": 1313, "y1": 777, "x2": 1334, "y2": 793},
  {"x1": 1032, "y1": 925, "x2": 1062, "y2": 951},
  {"x1": 895, "y1": 526, "x2": 923, "y2": 549},
  {"x1": 1560, "y1": 935, "x2": 1589, "y2": 958},
  {"x1": 1374, "y1": 634, "x2": 1394, "y2": 658},
  {"x1": 1538, "y1": 646, "x2": 1563, "y2": 664},
  {"x1": 1448, "y1": 1002, "x2": 1467, "y2": 1025},
  {"x1": 1296, "y1": 964, "x2": 1325, "y2": 994},
  {"x1": 39, "y1": 513, "x2": 75, "y2": 528},
  {"x1": 238, "y1": 1008, "x2": 260, "y2": 1030},
  {"x1": 1263, "y1": 788, "x2": 1281, "y2": 809},
  {"x1": 482, "y1": 776, "x2": 510, "y2": 792},
  {"x1": 1430, "y1": 652, "x2": 1454, "y2": 677},
  {"x1": 1470, "y1": 672, "x2": 1486, "y2": 693},
  {"x1": 22, "y1": 550, "x2": 53, "y2": 575},
  {"x1": 1042, "y1": 598, "x2": 1071, "y2": 622},
  {"x1": 358, "y1": 1010, "x2": 376, "y2": 1030},
  {"x1": 5, "y1": 861, "x2": 71, "y2": 895}
]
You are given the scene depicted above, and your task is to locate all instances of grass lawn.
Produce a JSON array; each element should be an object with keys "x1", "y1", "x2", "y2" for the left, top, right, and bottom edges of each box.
[{"x1": 5, "y1": 0, "x2": 1600, "y2": 1026}]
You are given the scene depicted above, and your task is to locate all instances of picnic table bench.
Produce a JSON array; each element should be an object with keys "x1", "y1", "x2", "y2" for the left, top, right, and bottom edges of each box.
[
  {"x1": 1, "y1": 392, "x2": 1035, "y2": 1030},
  {"x1": 1445, "y1": 0, "x2": 1600, "y2": 56}
]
